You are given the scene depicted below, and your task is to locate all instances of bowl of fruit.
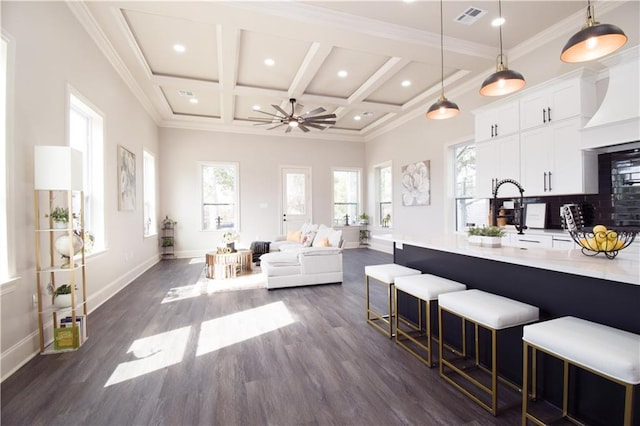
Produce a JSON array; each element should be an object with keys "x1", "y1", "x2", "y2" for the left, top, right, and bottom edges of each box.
[{"x1": 568, "y1": 225, "x2": 637, "y2": 259}]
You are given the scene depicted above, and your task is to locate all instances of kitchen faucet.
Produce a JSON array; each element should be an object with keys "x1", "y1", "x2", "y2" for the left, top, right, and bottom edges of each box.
[{"x1": 492, "y1": 178, "x2": 526, "y2": 234}]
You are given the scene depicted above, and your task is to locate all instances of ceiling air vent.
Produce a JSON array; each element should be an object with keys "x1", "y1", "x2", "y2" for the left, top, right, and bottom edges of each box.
[
  {"x1": 454, "y1": 6, "x2": 486, "y2": 25},
  {"x1": 178, "y1": 90, "x2": 194, "y2": 97}
]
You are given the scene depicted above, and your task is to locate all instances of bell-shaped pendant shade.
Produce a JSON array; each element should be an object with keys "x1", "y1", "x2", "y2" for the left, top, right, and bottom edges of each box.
[
  {"x1": 480, "y1": 64, "x2": 526, "y2": 97},
  {"x1": 561, "y1": 23, "x2": 627, "y2": 63},
  {"x1": 426, "y1": 96, "x2": 460, "y2": 120}
]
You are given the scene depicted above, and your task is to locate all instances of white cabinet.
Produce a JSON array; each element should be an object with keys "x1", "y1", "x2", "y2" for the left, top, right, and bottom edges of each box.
[
  {"x1": 519, "y1": 73, "x2": 596, "y2": 131},
  {"x1": 552, "y1": 235, "x2": 577, "y2": 250},
  {"x1": 520, "y1": 117, "x2": 598, "y2": 196},
  {"x1": 476, "y1": 134, "x2": 521, "y2": 198},
  {"x1": 475, "y1": 101, "x2": 519, "y2": 142},
  {"x1": 512, "y1": 233, "x2": 553, "y2": 249}
]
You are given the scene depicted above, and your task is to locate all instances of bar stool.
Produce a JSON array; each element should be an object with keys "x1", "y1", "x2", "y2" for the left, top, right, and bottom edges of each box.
[
  {"x1": 394, "y1": 274, "x2": 466, "y2": 367},
  {"x1": 364, "y1": 264, "x2": 421, "y2": 338},
  {"x1": 522, "y1": 316, "x2": 640, "y2": 426},
  {"x1": 438, "y1": 289, "x2": 539, "y2": 416}
]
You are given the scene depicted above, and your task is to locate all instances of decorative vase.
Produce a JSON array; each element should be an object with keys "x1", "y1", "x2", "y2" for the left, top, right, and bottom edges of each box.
[
  {"x1": 54, "y1": 294, "x2": 72, "y2": 309},
  {"x1": 54, "y1": 233, "x2": 84, "y2": 268},
  {"x1": 53, "y1": 221, "x2": 68, "y2": 229},
  {"x1": 481, "y1": 236, "x2": 502, "y2": 248}
]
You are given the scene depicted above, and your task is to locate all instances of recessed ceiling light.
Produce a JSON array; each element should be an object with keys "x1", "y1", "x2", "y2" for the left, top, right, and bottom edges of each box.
[
  {"x1": 264, "y1": 58, "x2": 275, "y2": 66},
  {"x1": 491, "y1": 17, "x2": 505, "y2": 27},
  {"x1": 337, "y1": 70, "x2": 348, "y2": 78},
  {"x1": 173, "y1": 44, "x2": 186, "y2": 53},
  {"x1": 401, "y1": 80, "x2": 412, "y2": 87},
  {"x1": 252, "y1": 104, "x2": 261, "y2": 111},
  {"x1": 354, "y1": 115, "x2": 362, "y2": 121},
  {"x1": 189, "y1": 98, "x2": 199, "y2": 104}
]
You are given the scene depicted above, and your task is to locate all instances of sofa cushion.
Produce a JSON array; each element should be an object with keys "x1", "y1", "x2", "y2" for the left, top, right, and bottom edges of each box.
[
  {"x1": 301, "y1": 230, "x2": 316, "y2": 247},
  {"x1": 287, "y1": 230, "x2": 302, "y2": 243},
  {"x1": 300, "y1": 247, "x2": 342, "y2": 256},
  {"x1": 312, "y1": 226, "x2": 342, "y2": 248},
  {"x1": 260, "y1": 251, "x2": 299, "y2": 266}
]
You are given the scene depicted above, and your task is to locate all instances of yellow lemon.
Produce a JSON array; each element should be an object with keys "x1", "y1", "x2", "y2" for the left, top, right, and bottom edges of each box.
[
  {"x1": 592, "y1": 225, "x2": 607, "y2": 234},
  {"x1": 599, "y1": 239, "x2": 615, "y2": 251},
  {"x1": 594, "y1": 231, "x2": 607, "y2": 245},
  {"x1": 606, "y1": 231, "x2": 618, "y2": 241},
  {"x1": 585, "y1": 237, "x2": 599, "y2": 250},
  {"x1": 614, "y1": 240, "x2": 626, "y2": 250}
]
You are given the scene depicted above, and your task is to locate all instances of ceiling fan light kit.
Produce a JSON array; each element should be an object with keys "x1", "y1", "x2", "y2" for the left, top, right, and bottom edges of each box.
[
  {"x1": 560, "y1": 0, "x2": 627, "y2": 63},
  {"x1": 248, "y1": 98, "x2": 336, "y2": 133},
  {"x1": 427, "y1": 0, "x2": 459, "y2": 120}
]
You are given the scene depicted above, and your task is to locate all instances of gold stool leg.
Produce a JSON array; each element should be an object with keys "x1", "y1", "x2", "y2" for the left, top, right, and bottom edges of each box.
[
  {"x1": 623, "y1": 383, "x2": 634, "y2": 426},
  {"x1": 522, "y1": 341, "x2": 529, "y2": 426},
  {"x1": 491, "y1": 328, "x2": 498, "y2": 415},
  {"x1": 562, "y1": 359, "x2": 569, "y2": 418}
]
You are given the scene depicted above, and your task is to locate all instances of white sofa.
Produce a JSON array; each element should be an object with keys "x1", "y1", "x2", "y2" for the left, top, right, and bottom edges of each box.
[{"x1": 260, "y1": 223, "x2": 343, "y2": 289}]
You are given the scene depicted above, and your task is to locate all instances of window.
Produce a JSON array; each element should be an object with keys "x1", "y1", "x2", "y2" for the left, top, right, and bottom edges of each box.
[
  {"x1": 332, "y1": 168, "x2": 361, "y2": 226},
  {"x1": 143, "y1": 150, "x2": 156, "y2": 237},
  {"x1": 453, "y1": 142, "x2": 486, "y2": 232},
  {"x1": 69, "y1": 91, "x2": 105, "y2": 252},
  {"x1": 201, "y1": 162, "x2": 238, "y2": 231},
  {"x1": 0, "y1": 36, "x2": 9, "y2": 281},
  {"x1": 376, "y1": 163, "x2": 392, "y2": 227}
]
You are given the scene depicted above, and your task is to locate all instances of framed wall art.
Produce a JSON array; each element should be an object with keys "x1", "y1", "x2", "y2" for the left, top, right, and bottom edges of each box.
[
  {"x1": 118, "y1": 145, "x2": 136, "y2": 211},
  {"x1": 401, "y1": 160, "x2": 430, "y2": 206}
]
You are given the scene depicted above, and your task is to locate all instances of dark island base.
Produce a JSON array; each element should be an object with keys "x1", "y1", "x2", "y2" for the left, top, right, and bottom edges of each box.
[{"x1": 394, "y1": 243, "x2": 640, "y2": 425}]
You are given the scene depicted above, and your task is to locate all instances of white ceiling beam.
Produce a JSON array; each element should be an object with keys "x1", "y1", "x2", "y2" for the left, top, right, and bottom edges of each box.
[
  {"x1": 288, "y1": 43, "x2": 334, "y2": 99},
  {"x1": 218, "y1": 25, "x2": 240, "y2": 124},
  {"x1": 347, "y1": 57, "x2": 410, "y2": 105}
]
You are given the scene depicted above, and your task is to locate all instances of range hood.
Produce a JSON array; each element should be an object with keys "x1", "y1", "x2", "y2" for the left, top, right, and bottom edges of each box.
[{"x1": 582, "y1": 46, "x2": 640, "y2": 150}]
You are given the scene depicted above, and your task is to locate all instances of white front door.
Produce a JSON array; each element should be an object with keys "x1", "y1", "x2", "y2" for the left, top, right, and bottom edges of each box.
[{"x1": 281, "y1": 166, "x2": 312, "y2": 234}]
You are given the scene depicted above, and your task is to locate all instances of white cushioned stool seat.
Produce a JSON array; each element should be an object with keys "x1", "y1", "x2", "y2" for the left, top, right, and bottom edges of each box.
[
  {"x1": 523, "y1": 316, "x2": 640, "y2": 385},
  {"x1": 395, "y1": 274, "x2": 467, "y2": 300},
  {"x1": 364, "y1": 263, "x2": 421, "y2": 338},
  {"x1": 439, "y1": 289, "x2": 539, "y2": 330},
  {"x1": 365, "y1": 264, "x2": 421, "y2": 283},
  {"x1": 394, "y1": 274, "x2": 466, "y2": 367}
]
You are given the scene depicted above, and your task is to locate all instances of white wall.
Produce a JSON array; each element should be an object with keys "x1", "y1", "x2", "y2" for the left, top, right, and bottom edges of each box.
[
  {"x1": 159, "y1": 127, "x2": 365, "y2": 256},
  {"x1": 1, "y1": 2, "x2": 160, "y2": 380}
]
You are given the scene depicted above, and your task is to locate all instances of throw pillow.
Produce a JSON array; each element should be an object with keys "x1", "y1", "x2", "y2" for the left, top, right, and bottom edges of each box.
[
  {"x1": 301, "y1": 231, "x2": 316, "y2": 247},
  {"x1": 328, "y1": 229, "x2": 343, "y2": 247},
  {"x1": 320, "y1": 237, "x2": 330, "y2": 247},
  {"x1": 287, "y1": 230, "x2": 302, "y2": 243},
  {"x1": 312, "y1": 226, "x2": 332, "y2": 248}
]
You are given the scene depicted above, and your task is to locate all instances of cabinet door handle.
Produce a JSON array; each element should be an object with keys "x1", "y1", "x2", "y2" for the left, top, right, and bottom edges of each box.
[
  {"x1": 490, "y1": 124, "x2": 494, "y2": 138},
  {"x1": 519, "y1": 239, "x2": 541, "y2": 244},
  {"x1": 495, "y1": 123, "x2": 498, "y2": 137},
  {"x1": 543, "y1": 108, "x2": 547, "y2": 123},
  {"x1": 547, "y1": 107, "x2": 552, "y2": 122},
  {"x1": 543, "y1": 172, "x2": 548, "y2": 191},
  {"x1": 548, "y1": 171, "x2": 552, "y2": 191}
]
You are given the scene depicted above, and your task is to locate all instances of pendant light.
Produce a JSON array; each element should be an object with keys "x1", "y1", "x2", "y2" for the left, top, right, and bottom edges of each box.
[
  {"x1": 561, "y1": 0, "x2": 627, "y2": 63},
  {"x1": 479, "y1": 0, "x2": 525, "y2": 97},
  {"x1": 427, "y1": 0, "x2": 459, "y2": 120}
]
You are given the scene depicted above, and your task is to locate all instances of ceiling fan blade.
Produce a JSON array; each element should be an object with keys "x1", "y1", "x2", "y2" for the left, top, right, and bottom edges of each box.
[
  {"x1": 298, "y1": 123, "x2": 310, "y2": 132},
  {"x1": 284, "y1": 125, "x2": 293, "y2": 133},
  {"x1": 303, "y1": 122, "x2": 328, "y2": 130},
  {"x1": 300, "y1": 107, "x2": 325, "y2": 117},
  {"x1": 248, "y1": 117, "x2": 278, "y2": 122},
  {"x1": 267, "y1": 123, "x2": 287, "y2": 130},
  {"x1": 253, "y1": 110, "x2": 285, "y2": 119},
  {"x1": 272, "y1": 104, "x2": 290, "y2": 117},
  {"x1": 304, "y1": 113, "x2": 336, "y2": 120},
  {"x1": 253, "y1": 122, "x2": 277, "y2": 126},
  {"x1": 294, "y1": 103, "x2": 304, "y2": 115}
]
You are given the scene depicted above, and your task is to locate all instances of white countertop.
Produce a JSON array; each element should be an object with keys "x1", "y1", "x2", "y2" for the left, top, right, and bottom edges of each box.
[{"x1": 377, "y1": 234, "x2": 640, "y2": 285}]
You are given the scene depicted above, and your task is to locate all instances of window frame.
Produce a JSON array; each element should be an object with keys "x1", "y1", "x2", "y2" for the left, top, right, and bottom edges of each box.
[
  {"x1": 331, "y1": 167, "x2": 362, "y2": 226},
  {"x1": 375, "y1": 162, "x2": 392, "y2": 228},
  {"x1": 452, "y1": 141, "x2": 486, "y2": 232},
  {"x1": 199, "y1": 161, "x2": 240, "y2": 232},
  {"x1": 0, "y1": 33, "x2": 13, "y2": 287},
  {"x1": 67, "y1": 86, "x2": 105, "y2": 254},
  {"x1": 143, "y1": 149, "x2": 157, "y2": 237}
]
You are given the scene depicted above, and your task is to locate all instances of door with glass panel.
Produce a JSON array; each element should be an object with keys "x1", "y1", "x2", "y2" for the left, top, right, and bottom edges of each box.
[{"x1": 280, "y1": 167, "x2": 312, "y2": 234}]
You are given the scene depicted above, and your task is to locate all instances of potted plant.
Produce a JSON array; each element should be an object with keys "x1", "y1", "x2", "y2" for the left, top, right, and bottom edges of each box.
[
  {"x1": 467, "y1": 226, "x2": 482, "y2": 246},
  {"x1": 358, "y1": 213, "x2": 369, "y2": 225},
  {"x1": 480, "y1": 226, "x2": 506, "y2": 248},
  {"x1": 46, "y1": 207, "x2": 74, "y2": 229},
  {"x1": 48, "y1": 283, "x2": 75, "y2": 308},
  {"x1": 162, "y1": 216, "x2": 177, "y2": 230}
]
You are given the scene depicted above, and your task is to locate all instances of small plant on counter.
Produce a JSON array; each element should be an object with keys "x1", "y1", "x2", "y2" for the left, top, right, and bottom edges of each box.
[
  {"x1": 481, "y1": 226, "x2": 506, "y2": 237},
  {"x1": 467, "y1": 226, "x2": 482, "y2": 236}
]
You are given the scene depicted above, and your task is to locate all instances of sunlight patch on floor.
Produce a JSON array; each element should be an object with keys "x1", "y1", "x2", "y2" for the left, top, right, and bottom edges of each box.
[
  {"x1": 196, "y1": 301, "x2": 295, "y2": 356},
  {"x1": 104, "y1": 326, "x2": 191, "y2": 387},
  {"x1": 189, "y1": 257, "x2": 205, "y2": 264}
]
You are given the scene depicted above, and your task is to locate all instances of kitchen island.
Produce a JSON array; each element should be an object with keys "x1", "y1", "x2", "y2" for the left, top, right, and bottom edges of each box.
[{"x1": 380, "y1": 234, "x2": 639, "y2": 424}]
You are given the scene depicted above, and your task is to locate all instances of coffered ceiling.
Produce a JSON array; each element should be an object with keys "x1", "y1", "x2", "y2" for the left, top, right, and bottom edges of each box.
[{"x1": 67, "y1": 1, "x2": 628, "y2": 141}]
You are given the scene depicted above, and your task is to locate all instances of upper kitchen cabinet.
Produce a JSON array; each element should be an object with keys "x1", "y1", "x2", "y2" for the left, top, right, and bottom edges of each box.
[
  {"x1": 476, "y1": 134, "x2": 521, "y2": 199},
  {"x1": 474, "y1": 101, "x2": 519, "y2": 143},
  {"x1": 519, "y1": 70, "x2": 597, "y2": 132}
]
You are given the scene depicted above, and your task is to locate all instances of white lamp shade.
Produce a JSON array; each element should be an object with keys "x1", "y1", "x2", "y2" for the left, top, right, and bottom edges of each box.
[{"x1": 34, "y1": 146, "x2": 83, "y2": 190}]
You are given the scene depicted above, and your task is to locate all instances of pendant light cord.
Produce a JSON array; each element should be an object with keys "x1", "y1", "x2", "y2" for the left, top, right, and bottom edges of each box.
[
  {"x1": 498, "y1": 0, "x2": 504, "y2": 66},
  {"x1": 439, "y1": 0, "x2": 444, "y2": 96}
]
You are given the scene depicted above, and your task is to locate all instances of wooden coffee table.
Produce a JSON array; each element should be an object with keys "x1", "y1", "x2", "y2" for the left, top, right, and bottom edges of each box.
[{"x1": 205, "y1": 250, "x2": 253, "y2": 279}]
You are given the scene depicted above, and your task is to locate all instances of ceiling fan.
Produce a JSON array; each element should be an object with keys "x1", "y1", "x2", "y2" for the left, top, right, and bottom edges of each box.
[{"x1": 248, "y1": 98, "x2": 337, "y2": 133}]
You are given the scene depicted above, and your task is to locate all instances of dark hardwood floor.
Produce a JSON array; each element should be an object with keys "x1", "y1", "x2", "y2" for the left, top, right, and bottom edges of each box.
[{"x1": 1, "y1": 249, "x2": 522, "y2": 425}]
